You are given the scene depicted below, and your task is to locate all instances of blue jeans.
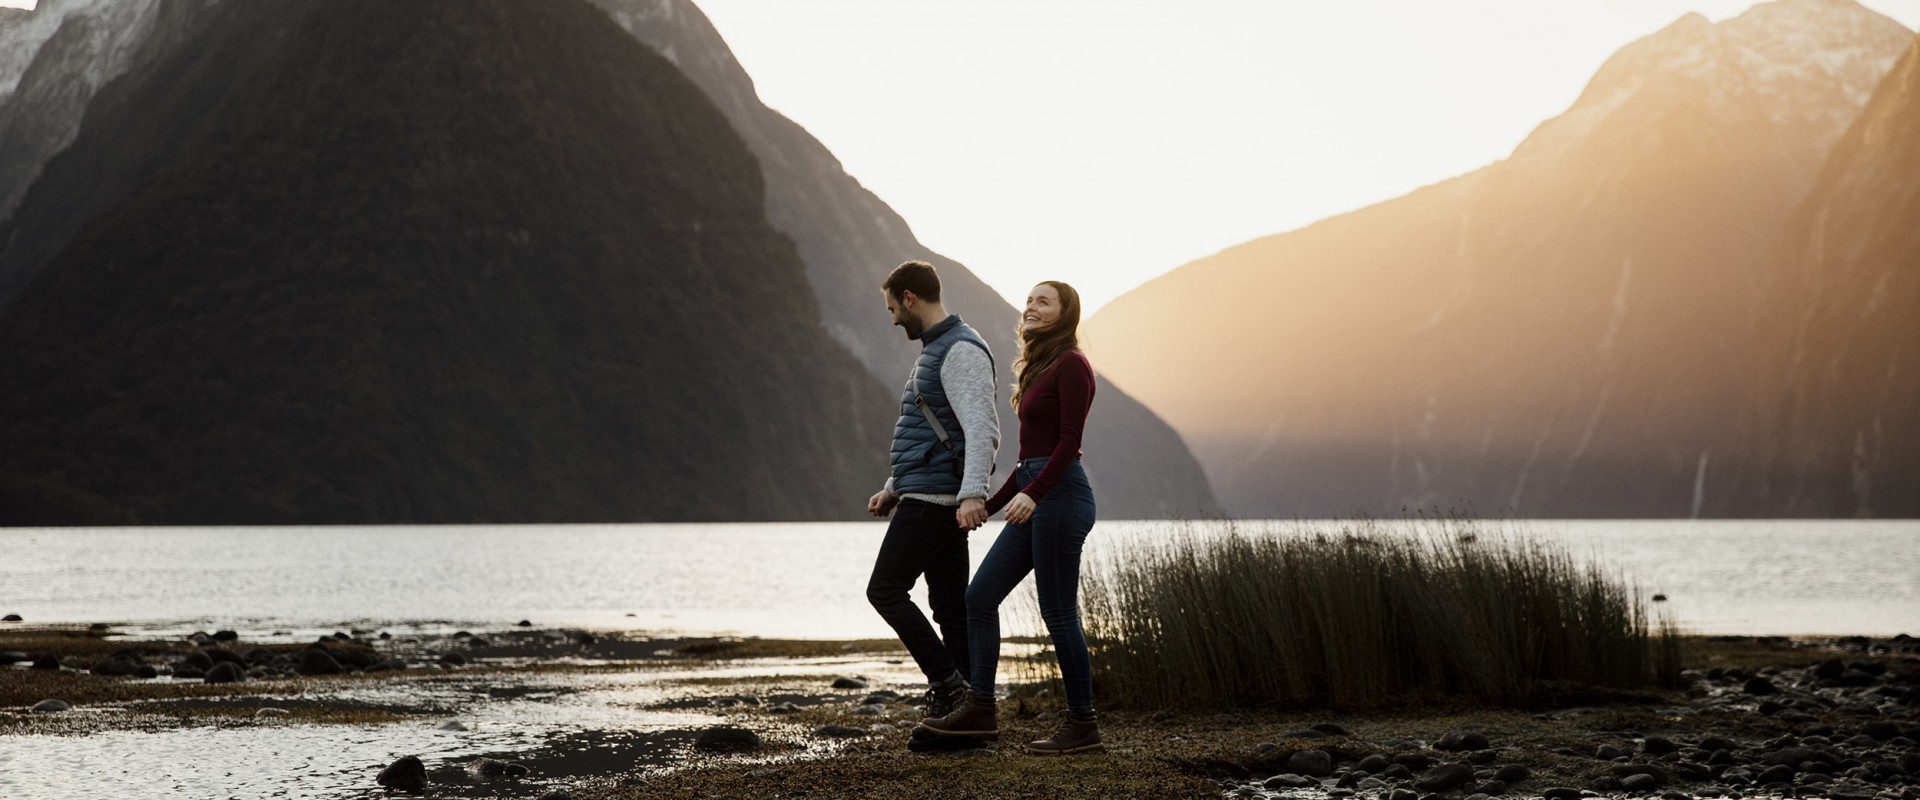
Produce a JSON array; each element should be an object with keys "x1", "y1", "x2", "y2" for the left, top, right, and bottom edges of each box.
[{"x1": 966, "y1": 456, "x2": 1098, "y2": 712}]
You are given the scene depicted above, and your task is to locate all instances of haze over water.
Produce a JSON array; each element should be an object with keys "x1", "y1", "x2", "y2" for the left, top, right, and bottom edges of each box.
[{"x1": 4, "y1": 520, "x2": 1913, "y2": 639}]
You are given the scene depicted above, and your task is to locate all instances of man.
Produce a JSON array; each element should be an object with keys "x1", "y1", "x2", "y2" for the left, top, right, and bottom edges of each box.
[{"x1": 867, "y1": 260, "x2": 998, "y2": 718}]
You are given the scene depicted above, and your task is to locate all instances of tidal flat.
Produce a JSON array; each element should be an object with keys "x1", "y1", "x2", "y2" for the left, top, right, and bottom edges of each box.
[{"x1": 2, "y1": 625, "x2": 1916, "y2": 800}]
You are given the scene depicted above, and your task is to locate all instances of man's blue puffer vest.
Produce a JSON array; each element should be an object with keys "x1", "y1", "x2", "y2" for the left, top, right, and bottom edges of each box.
[{"x1": 889, "y1": 315, "x2": 992, "y2": 495}]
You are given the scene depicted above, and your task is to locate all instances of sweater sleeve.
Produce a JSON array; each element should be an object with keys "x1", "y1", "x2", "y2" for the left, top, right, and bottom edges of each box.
[
  {"x1": 941, "y1": 342, "x2": 1000, "y2": 501},
  {"x1": 1019, "y1": 351, "x2": 1095, "y2": 502},
  {"x1": 985, "y1": 471, "x2": 1019, "y2": 516}
]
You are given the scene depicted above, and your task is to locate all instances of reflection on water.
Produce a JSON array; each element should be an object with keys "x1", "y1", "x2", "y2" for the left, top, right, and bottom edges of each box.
[{"x1": 0, "y1": 519, "x2": 1914, "y2": 637}]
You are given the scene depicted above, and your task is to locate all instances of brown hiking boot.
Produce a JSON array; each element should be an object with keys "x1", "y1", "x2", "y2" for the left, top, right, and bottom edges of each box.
[
  {"x1": 915, "y1": 693, "x2": 998, "y2": 738},
  {"x1": 1026, "y1": 710, "x2": 1103, "y2": 754}
]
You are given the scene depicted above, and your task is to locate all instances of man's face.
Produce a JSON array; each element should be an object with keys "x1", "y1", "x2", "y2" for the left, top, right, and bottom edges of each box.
[{"x1": 885, "y1": 289, "x2": 926, "y2": 340}]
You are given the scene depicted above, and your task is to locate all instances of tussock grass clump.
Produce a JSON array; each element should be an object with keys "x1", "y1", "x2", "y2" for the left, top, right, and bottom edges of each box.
[{"x1": 1078, "y1": 518, "x2": 1679, "y2": 709}]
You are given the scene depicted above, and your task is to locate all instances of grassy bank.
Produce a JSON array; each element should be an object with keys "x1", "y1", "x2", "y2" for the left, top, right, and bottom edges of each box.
[{"x1": 1068, "y1": 518, "x2": 1680, "y2": 709}]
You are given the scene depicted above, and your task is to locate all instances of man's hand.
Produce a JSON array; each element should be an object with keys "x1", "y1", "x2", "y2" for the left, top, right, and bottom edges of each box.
[
  {"x1": 956, "y1": 497, "x2": 987, "y2": 530},
  {"x1": 868, "y1": 489, "x2": 898, "y2": 517},
  {"x1": 1004, "y1": 492, "x2": 1037, "y2": 524}
]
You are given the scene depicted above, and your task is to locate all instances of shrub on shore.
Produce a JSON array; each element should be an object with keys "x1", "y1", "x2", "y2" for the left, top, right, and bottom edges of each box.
[{"x1": 1074, "y1": 518, "x2": 1679, "y2": 709}]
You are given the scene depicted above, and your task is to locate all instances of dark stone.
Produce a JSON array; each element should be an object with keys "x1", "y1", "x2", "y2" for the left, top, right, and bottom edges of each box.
[
  {"x1": 1816, "y1": 659, "x2": 1848, "y2": 680},
  {"x1": 29, "y1": 699, "x2": 70, "y2": 713},
  {"x1": 1438, "y1": 731, "x2": 1492, "y2": 752},
  {"x1": 1312, "y1": 722, "x2": 1352, "y2": 736},
  {"x1": 1642, "y1": 736, "x2": 1679, "y2": 755},
  {"x1": 1287, "y1": 750, "x2": 1334, "y2": 777},
  {"x1": 830, "y1": 676, "x2": 868, "y2": 689},
  {"x1": 203, "y1": 662, "x2": 243, "y2": 684},
  {"x1": 1757, "y1": 700, "x2": 1786, "y2": 715},
  {"x1": 693, "y1": 726, "x2": 761, "y2": 753},
  {"x1": 1744, "y1": 677, "x2": 1780, "y2": 695},
  {"x1": 1415, "y1": 763, "x2": 1475, "y2": 792},
  {"x1": 467, "y1": 758, "x2": 512, "y2": 779},
  {"x1": 1280, "y1": 728, "x2": 1328, "y2": 739},
  {"x1": 1673, "y1": 761, "x2": 1712, "y2": 781},
  {"x1": 1612, "y1": 764, "x2": 1668, "y2": 785},
  {"x1": 517, "y1": 620, "x2": 533, "y2": 627},
  {"x1": 1757, "y1": 764, "x2": 1796, "y2": 784},
  {"x1": 181, "y1": 651, "x2": 213, "y2": 670},
  {"x1": 1394, "y1": 754, "x2": 1435, "y2": 770},
  {"x1": 1542, "y1": 788, "x2": 1583, "y2": 800},
  {"x1": 174, "y1": 666, "x2": 206, "y2": 679},
  {"x1": 297, "y1": 649, "x2": 343, "y2": 676},
  {"x1": 212, "y1": 630, "x2": 239, "y2": 642},
  {"x1": 1696, "y1": 735, "x2": 1735, "y2": 752},
  {"x1": 1388, "y1": 789, "x2": 1419, "y2": 800},
  {"x1": 1898, "y1": 753, "x2": 1920, "y2": 775},
  {"x1": 438, "y1": 652, "x2": 467, "y2": 667},
  {"x1": 1850, "y1": 660, "x2": 1887, "y2": 676},
  {"x1": 1466, "y1": 750, "x2": 1498, "y2": 764},
  {"x1": 1838, "y1": 669, "x2": 1877, "y2": 687},
  {"x1": 813, "y1": 725, "x2": 866, "y2": 738},
  {"x1": 90, "y1": 657, "x2": 139, "y2": 677},
  {"x1": 376, "y1": 756, "x2": 427, "y2": 791},
  {"x1": 29, "y1": 653, "x2": 60, "y2": 670},
  {"x1": 204, "y1": 648, "x2": 245, "y2": 666},
  {"x1": 1357, "y1": 754, "x2": 1393, "y2": 773},
  {"x1": 1767, "y1": 747, "x2": 1819, "y2": 767},
  {"x1": 1597, "y1": 744, "x2": 1629, "y2": 760},
  {"x1": 536, "y1": 791, "x2": 569, "y2": 800},
  {"x1": 1590, "y1": 776, "x2": 1621, "y2": 792},
  {"x1": 504, "y1": 763, "x2": 529, "y2": 778},
  {"x1": 467, "y1": 637, "x2": 490, "y2": 648},
  {"x1": 0, "y1": 651, "x2": 26, "y2": 664},
  {"x1": 134, "y1": 664, "x2": 158, "y2": 679},
  {"x1": 1494, "y1": 765, "x2": 1531, "y2": 783},
  {"x1": 1383, "y1": 764, "x2": 1414, "y2": 780},
  {"x1": 2, "y1": 614, "x2": 21, "y2": 622},
  {"x1": 1264, "y1": 774, "x2": 1316, "y2": 789},
  {"x1": 1471, "y1": 780, "x2": 1506, "y2": 795}
]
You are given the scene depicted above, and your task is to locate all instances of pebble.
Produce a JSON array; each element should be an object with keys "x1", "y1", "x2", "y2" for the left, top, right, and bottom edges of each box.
[
  {"x1": 1622, "y1": 773, "x2": 1660, "y2": 791},
  {"x1": 693, "y1": 726, "x2": 762, "y2": 752},
  {"x1": 30, "y1": 654, "x2": 60, "y2": 670},
  {"x1": 203, "y1": 662, "x2": 243, "y2": 684},
  {"x1": 1438, "y1": 731, "x2": 1492, "y2": 751},
  {"x1": 29, "y1": 699, "x2": 70, "y2": 713},
  {"x1": 376, "y1": 756, "x2": 427, "y2": 791},
  {"x1": 2, "y1": 614, "x2": 22, "y2": 622},
  {"x1": 1494, "y1": 764, "x2": 1531, "y2": 783},
  {"x1": 1415, "y1": 763, "x2": 1475, "y2": 792},
  {"x1": 847, "y1": 704, "x2": 887, "y2": 716},
  {"x1": 438, "y1": 720, "x2": 469, "y2": 731},
  {"x1": 1744, "y1": 676, "x2": 1780, "y2": 695},
  {"x1": 1263, "y1": 774, "x2": 1316, "y2": 789},
  {"x1": 830, "y1": 676, "x2": 868, "y2": 690},
  {"x1": 1286, "y1": 749, "x2": 1334, "y2": 777},
  {"x1": 255, "y1": 707, "x2": 290, "y2": 717}
]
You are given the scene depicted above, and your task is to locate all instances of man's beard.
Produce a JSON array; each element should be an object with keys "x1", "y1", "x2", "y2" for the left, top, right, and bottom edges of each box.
[{"x1": 900, "y1": 315, "x2": 926, "y2": 340}]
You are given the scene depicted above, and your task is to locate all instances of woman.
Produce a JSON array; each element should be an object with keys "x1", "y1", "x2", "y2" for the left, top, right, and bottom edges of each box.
[{"x1": 918, "y1": 280, "x2": 1102, "y2": 754}]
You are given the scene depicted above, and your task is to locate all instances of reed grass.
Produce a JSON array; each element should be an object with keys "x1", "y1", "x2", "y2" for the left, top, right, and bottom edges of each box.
[{"x1": 1047, "y1": 517, "x2": 1678, "y2": 709}]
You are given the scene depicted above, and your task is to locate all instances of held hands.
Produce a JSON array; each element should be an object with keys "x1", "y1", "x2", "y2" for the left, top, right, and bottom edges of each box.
[
  {"x1": 1003, "y1": 492, "x2": 1037, "y2": 524},
  {"x1": 868, "y1": 489, "x2": 898, "y2": 518},
  {"x1": 956, "y1": 498, "x2": 987, "y2": 530}
]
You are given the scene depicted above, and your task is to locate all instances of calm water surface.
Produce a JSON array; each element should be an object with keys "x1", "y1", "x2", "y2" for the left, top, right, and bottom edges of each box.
[{"x1": 2, "y1": 519, "x2": 1913, "y2": 637}]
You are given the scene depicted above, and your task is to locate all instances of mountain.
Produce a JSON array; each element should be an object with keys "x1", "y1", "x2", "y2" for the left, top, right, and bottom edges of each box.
[
  {"x1": 0, "y1": 0, "x2": 201, "y2": 223},
  {"x1": 1740, "y1": 33, "x2": 1920, "y2": 517},
  {"x1": 0, "y1": 0, "x2": 1220, "y2": 520},
  {"x1": 584, "y1": 0, "x2": 1220, "y2": 518},
  {"x1": 0, "y1": 0, "x2": 894, "y2": 524},
  {"x1": 1084, "y1": 0, "x2": 1911, "y2": 518}
]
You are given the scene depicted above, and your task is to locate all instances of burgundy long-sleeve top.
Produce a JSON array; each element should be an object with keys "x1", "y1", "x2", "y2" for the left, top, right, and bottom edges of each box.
[{"x1": 986, "y1": 349, "x2": 1096, "y2": 515}]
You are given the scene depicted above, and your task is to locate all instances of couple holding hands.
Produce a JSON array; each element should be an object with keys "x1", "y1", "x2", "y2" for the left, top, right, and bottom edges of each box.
[{"x1": 863, "y1": 260, "x2": 1103, "y2": 755}]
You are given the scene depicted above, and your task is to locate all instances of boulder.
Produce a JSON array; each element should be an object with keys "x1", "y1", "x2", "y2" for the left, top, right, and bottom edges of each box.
[
  {"x1": 1437, "y1": 731, "x2": 1492, "y2": 751},
  {"x1": 1285, "y1": 749, "x2": 1334, "y2": 777}
]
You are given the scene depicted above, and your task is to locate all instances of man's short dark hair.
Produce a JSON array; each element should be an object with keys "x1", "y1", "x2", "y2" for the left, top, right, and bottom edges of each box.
[{"x1": 884, "y1": 261, "x2": 941, "y2": 303}]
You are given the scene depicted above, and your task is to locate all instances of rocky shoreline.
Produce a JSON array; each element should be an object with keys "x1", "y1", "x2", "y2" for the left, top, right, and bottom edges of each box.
[{"x1": 3, "y1": 623, "x2": 1915, "y2": 799}]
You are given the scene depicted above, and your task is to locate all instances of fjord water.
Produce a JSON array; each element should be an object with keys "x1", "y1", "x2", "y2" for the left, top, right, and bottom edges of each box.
[{"x1": 2, "y1": 520, "x2": 1914, "y2": 638}]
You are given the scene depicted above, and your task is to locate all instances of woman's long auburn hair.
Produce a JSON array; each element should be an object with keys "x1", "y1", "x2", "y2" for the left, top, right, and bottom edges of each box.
[{"x1": 1011, "y1": 280, "x2": 1083, "y2": 410}]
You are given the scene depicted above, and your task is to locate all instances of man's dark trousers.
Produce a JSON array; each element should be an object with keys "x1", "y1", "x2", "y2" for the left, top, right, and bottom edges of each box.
[{"x1": 867, "y1": 498, "x2": 970, "y2": 683}]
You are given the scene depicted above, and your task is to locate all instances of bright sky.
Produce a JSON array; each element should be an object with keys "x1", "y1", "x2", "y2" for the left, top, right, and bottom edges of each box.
[
  {"x1": 692, "y1": 0, "x2": 1919, "y2": 312},
  {"x1": 4, "y1": 1, "x2": 1916, "y2": 311}
]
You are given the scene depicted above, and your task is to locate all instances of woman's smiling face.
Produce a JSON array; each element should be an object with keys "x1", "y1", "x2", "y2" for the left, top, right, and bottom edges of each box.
[{"x1": 1022, "y1": 283, "x2": 1062, "y2": 334}]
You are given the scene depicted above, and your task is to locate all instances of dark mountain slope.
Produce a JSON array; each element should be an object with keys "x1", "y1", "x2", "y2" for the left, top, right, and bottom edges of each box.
[
  {"x1": 0, "y1": 0, "x2": 893, "y2": 524},
  {"x1": 588, "y1": 0, "x2": 1219, "y2": 518},
  {"x1": 1742, "y1": 33, "x2": 1920, "y2": 516}
]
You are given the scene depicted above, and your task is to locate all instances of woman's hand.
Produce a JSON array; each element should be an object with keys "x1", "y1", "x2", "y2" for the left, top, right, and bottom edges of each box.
[{"x1": 1004, "y1": 492, "x2": 1036, "y2": 524}]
